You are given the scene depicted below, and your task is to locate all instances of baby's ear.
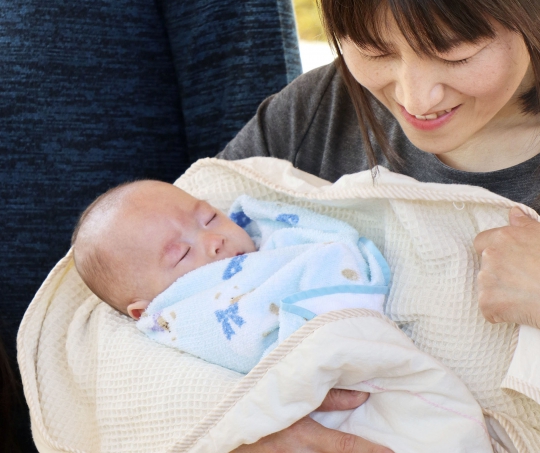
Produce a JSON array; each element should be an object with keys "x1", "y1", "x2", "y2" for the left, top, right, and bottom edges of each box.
[{"x1": 127, "y1": 300, "x2": 150, "y2": 320}]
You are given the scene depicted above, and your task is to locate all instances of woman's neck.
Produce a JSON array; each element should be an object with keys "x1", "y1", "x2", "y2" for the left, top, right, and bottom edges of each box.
[{"x1": 436, "y1": 107, "x2": 540, "y2": 173}]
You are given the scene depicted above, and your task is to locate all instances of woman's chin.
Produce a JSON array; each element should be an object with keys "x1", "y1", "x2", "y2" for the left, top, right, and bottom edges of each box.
[
  {"x1": 395, "y1": 119, "x2": 470, "y2": 157},
  {"x1": 406, "y1": 136, "x2": 465, "y2": 157}
]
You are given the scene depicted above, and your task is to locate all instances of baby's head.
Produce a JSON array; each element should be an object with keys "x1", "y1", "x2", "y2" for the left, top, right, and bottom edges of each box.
[{"x1": 72, "y1": 180, "x2": 256, "y2": 320}]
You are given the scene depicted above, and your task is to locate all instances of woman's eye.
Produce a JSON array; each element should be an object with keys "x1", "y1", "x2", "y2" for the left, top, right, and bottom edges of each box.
[
  {"x1": 206, "y1": 213, "x2": 217, "y2": 225},
  {"x1": 362, "y1": 53, "x2": 391, "y2": 61},
  {"x1": 442, "y1": 57, "x2": 471, "y2": 66}
]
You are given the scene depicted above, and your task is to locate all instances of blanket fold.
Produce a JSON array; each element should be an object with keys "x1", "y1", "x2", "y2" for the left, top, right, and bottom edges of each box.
[
  {"x1": 17, "y1": 157, "x2": 540, "y2": 453},
  {"x1": 178, "y1": 309, "x2": 492, "y2": 453}
]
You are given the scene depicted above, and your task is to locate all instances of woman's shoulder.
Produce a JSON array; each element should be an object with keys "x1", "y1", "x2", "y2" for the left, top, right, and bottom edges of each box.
[
  {"x1": 219, "y1": 63, "x2": 403, "y2": 181},
  {"x1": 223, "y1": 62, "x2": 343, "y2": 130},
  {"x1": 274, "y1": 62, "x2": 342, "y2": 105},
  {"x1": 221, "y1": 64, "x2": 368, "y2": 172}
]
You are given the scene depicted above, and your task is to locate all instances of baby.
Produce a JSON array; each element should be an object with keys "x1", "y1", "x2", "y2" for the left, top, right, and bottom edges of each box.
[
  {"x1": 71, "y1": 181, "x2": 493, "y2": 452},
  {"x1": 72, "y1": 180, "x2": 257, "y2": 320},
  {"x1": 72, "y1": 179, "x2": 390, "y2": 373}
]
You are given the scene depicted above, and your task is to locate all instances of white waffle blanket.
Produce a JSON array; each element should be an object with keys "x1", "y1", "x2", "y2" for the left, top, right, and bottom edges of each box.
[{"x1": 18, "y1": 157, "x2": 540, "y2": 453}]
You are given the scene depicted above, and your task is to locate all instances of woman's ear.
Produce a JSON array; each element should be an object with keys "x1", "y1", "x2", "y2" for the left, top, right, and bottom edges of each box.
[{"x1": 127, "y1": 300, "x2": 150, "y2": 320}]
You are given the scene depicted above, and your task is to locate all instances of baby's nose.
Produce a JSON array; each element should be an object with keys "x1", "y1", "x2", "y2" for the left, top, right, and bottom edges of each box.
[{"x1": 206, "y1": 234, "x2": 225, "y2": 256}]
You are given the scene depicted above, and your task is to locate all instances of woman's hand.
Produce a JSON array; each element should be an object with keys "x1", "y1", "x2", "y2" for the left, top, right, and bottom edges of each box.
[
  {"x1": 474, "y1": 207, "x2": 540, "y2": 328},
  {"x1": 232, "y1": 389, "x2": 394, "y2": 452}
]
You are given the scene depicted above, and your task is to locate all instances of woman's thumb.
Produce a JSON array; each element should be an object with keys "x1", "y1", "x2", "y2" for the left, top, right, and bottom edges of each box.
[{"x1": 509, "y1": 207, "x2": 533, "y2": 226}]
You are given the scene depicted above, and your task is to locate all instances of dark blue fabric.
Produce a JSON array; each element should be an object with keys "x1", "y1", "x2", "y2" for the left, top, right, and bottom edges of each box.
[
  {"x1": 0, "y1": 0, "x2": 300, "y2": 450},
  {"x1": 158, "y1": 0, "x2": 301, "y2": 161}
]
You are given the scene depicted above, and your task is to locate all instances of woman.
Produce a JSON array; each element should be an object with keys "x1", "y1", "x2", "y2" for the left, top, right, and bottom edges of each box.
[{"x1": 220, "y1": 0, "x2": 540, "y2": 451}]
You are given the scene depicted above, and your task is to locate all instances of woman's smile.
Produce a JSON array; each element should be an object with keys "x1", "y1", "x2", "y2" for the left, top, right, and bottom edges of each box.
[{"x1": 399, "y1": 104, "x2": 461, "y2": 131}]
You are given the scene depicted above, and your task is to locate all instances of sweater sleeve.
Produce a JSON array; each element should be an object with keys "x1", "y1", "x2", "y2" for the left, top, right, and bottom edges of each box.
[{"x1": 158, "y1": 0, "x2": 302, "y2": 162}]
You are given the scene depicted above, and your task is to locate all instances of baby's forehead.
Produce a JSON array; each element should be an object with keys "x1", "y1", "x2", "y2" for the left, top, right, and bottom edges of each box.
[{"x1": 107, "y1": 184, "x2": 204, "y2": 236}]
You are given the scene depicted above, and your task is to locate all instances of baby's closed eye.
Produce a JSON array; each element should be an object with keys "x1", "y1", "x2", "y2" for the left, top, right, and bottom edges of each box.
[
  {"x1": 164, "y1": 242, "x2": 191, "y2": 267},
  {"x1": 177, "y1": 247, "x2": 190, "y2": 264}
]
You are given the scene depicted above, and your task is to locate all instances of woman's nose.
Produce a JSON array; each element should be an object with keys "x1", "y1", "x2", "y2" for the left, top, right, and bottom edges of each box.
[{"x1": 394, "y1": 58, "x2": 445, "y2": 116}]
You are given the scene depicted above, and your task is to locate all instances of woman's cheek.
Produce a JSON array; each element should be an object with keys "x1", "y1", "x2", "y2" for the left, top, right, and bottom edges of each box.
[
  {"x1": 345, "y1": 57, "x2": 393, "y2": 91},
  {"x1": 453, "y1": 64, "x2": 512, "y2": 100},
  {"x1": 448, "y1": 44, "x2": 529, "y2": 102}
]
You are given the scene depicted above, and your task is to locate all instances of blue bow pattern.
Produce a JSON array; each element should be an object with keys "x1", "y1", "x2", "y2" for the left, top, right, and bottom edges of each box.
[
  {"x1": 276, "y1": 213, "x2": 299, "y2": 226},
  {"x1": 215, "y1": 304, "x2": 246, "y2": 340}
]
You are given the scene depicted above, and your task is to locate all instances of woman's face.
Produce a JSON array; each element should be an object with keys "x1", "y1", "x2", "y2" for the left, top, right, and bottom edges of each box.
[{"x1": 341, "y1": 18, "x2": 532, "y2": 159}]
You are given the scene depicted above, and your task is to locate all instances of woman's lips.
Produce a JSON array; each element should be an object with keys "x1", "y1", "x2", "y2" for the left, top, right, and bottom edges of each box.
[{"x1": 399, "y1": 104, "x2": 460, "y2": 131}]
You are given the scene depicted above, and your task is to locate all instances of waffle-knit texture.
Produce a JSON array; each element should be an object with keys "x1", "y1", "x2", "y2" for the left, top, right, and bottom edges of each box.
[{"x1": 18, "y1": 157, "x2": 540, "y2": 452}]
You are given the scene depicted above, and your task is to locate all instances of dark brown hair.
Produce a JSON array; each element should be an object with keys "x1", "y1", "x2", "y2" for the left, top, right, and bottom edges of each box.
[{"x1": 318, "y1": 0, "x2": 540, "y2": 169}]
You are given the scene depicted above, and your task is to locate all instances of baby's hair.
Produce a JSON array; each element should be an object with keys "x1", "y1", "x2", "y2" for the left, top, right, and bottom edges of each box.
[{"x1": 71, "y1": 180, "x2": 152, "y2": 310}]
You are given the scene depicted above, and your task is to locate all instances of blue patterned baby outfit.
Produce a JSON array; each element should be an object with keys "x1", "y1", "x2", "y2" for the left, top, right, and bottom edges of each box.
[{"x1": 137, "y1": 196, "x2": 391, "y2": 374}]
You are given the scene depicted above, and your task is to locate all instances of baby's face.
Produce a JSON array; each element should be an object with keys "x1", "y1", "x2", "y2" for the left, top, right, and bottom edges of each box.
[{"x1": 107, "y1": 182, "x2": 256, "y2": 314}]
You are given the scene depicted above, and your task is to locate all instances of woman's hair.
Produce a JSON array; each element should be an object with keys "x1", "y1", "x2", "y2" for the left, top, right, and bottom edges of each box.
[{"x1": 318, "y1": 0, "x2": 540, "y2": 169}]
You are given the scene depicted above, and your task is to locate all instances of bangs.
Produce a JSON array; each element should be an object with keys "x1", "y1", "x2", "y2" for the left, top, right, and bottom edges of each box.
[{"x1": 320, "y1": 0, "x2": 499, "y2": 56}]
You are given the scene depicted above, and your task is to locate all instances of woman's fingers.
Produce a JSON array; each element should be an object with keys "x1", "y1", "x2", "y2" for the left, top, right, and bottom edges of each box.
[
  {"x1": 317, "y1": 389, "x2": 370, "y2": 412},
  {"x1": 473, "y1": 207, "x2": 540, "y2": 328},
  {"x1": 300, "y1": 417, "x2": 394, "y2": 453},
  {"x1": 232, "y1": 416, "x2": 394, "y2": 453}
]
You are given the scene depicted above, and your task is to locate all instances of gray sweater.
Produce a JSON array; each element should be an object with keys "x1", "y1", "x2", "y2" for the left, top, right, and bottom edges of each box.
[{"x1": 219, "y1": 63, "x2": 540, "y2": 211}]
